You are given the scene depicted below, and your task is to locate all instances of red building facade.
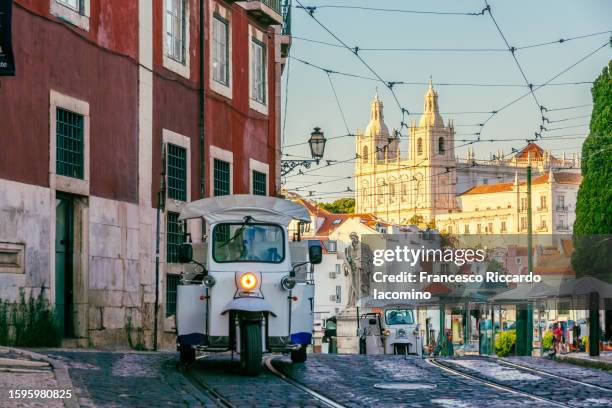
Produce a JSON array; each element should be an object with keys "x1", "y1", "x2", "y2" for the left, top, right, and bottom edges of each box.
[{"x1": 0, "y1": 0, "x2": 290, "y2": 348}]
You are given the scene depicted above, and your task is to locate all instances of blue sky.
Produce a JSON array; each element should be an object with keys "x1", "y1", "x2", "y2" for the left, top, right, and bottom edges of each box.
[{"x1": 280, "y1": 0, "x2": 612, "y2": 201}]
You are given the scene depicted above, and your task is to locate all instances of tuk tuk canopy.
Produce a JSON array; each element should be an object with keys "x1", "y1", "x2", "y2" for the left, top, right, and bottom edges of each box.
[{"x1": 178, "y1": 195, "x2": 311, "y2": 226}]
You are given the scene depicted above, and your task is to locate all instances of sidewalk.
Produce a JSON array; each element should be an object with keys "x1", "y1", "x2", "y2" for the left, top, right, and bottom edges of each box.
[
  {"x1": 0, "y1": 347, "x2": 77, "y2": 408},
  {"x1": 1, "y1": 348, "x2": 215, "y2": 407},
  {"x1": 556, "y1": 351, "x2": 612, "y2": 371}
]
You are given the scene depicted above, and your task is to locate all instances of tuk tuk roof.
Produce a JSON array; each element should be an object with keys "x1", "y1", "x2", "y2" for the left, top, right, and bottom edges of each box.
[{"x1": 178, "y1": 195, "x2": 311, "y2": 226}]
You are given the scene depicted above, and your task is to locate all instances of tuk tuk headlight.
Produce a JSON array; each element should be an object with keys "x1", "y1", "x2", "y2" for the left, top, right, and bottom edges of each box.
[
  {"x1": 397, "y1": 328, "x2": 407, "y2": 338},
  {"x1": 203, "y1": 275, "x2": 216, "y2": 288},
  {"x1": 239, "y1": 273, "x2": 258, "y2": 291},
  {"x1": 281, "y1": 276, "x2": 296, "y2": 290}
]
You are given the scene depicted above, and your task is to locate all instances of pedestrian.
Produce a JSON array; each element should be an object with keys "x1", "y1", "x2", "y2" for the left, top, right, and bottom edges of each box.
[
  {"x1": 553, "y1": 323, "x2": 563, "y2": 354},
  {"x1": 573, "y1": 324, "x2": 580, "y2": 351}
]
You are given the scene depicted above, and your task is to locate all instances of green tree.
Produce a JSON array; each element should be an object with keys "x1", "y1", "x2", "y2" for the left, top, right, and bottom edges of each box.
[
  {"x1": 408, "y1": 214, "x2": 424, "y2": 225},
  {"x1": 319, "y1": 198, "x2": 355, "y2": 214},
  {"x1": 572, "y1": 60, "x2": 612, "y2": 281}
]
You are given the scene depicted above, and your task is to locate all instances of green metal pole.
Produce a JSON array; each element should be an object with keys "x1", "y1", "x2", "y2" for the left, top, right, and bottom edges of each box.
[
  {"x1": 490, "y1": 303, "x2": 495, "y2": 355},
  {"x1": 526, "y1": 164, "x2": 533, "y2": 356},
  {"x1": 589, "y1": 292, "x2": 600, "y2": 356},
  {"x1": 464, "y1": 301, "x2": 469, "y2": 350},
  {"x1": 439, "y1": 304, "x2": 445, "y2": 355}
]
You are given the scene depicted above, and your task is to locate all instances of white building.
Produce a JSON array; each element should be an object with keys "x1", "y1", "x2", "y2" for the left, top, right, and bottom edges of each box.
[
  {"x1": 353, "y1": 83, "x2": 582, "y2": 236},
  {"x1": 436, "y1": 171, "x2": 582, "y2": 236}
]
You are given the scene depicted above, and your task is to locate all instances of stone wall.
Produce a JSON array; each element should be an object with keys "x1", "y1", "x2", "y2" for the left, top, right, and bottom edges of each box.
[
  {"x1": 0, "y1": 179, "x2": 170, "y2": 350},
  {"x1": 0, "y1": 179, "x2": 52, "y2": 301}
]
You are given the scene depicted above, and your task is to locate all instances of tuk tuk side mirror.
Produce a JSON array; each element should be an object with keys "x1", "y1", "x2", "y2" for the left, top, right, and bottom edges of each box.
[
  {"x1": 308, "y1": 244, "x2": 323, "y2": 265},
  {"x1": 178, "y1": 243, "x2": 193, "y2": 263}
]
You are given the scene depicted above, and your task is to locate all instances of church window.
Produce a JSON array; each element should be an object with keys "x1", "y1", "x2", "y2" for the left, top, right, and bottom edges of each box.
[
  {"x1": 389, "y1": 180, "x2": 396, "y2": 203},
  {"x1": 438, "y1": 137, "x2": 445, "y2": 154},
  {"x1": 377, "y1": 182, "x2": 385, "y2": 205},
  {"x1": 417, "y1": 138, "x2": 423, "y2": 155},
  {"x1": 401, "y1": 179, "x2": 408, "y2": 202},
  {"x1": 363, "y1": 188, "x2": 369, "y2": 205},
  {"x1": 362, "y1": 145, "x2": 369, "y2": 163}
]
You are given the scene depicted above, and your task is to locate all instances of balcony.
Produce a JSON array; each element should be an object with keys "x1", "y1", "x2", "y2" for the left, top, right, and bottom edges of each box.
[
  {"x1": 556, "y1": 224, "x2": 570, "y2": 231},
  {"x1": 536, "y1": 224, "x2": 548, "y2": 232},
  {"x1": 556, "y1": 205, "x2": 569, "y2": 211},
  {"x1": 537, "y1": 205, "x2": 548, "y2": 212},
  {"x1": 239, "y1": 0, "x2": 283, "y2": 25},
  {"x1": 280, "y1": 0, "x2": 292, "y2": 60}
]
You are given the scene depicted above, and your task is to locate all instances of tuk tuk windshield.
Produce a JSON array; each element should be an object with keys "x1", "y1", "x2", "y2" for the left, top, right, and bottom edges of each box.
[
  {"x1": 212, "y1": 223, "x2": 285, "y2": 263},
  {"x1": 385, "y1": 309, "x2": 414, "y2": 325}
]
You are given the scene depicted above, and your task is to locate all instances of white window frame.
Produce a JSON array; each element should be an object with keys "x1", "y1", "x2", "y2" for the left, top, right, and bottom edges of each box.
[
  {"x1": 51, "y1": 0, "x2": 90, "y2": 31},
  {"x1": 249, "y1": 158, "x2": 269, "y2": 196},
  {"x1": 49, "y1": 90, "x2": 90, "y2": 196},
  {"x1": 163, "y1": 0, "x2": 190, "y2": 78},
  {"x1": 210, "y1": 145, "x2": 234, "y2": 196},
  {"x1": 248, "y1": 25, "x2": 268, "y2": 115},
  {"x1": 163, "y1": 129, "x2": 191, "y2": 213},
  {"x1": 210, "y1": 2, "x2": 232, "y2": 99}
]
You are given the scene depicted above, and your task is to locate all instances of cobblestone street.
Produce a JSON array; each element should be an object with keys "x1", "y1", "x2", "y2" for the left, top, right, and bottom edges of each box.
[{"x1": 3, "y1": 350, "x2": 612, "y2": 407}]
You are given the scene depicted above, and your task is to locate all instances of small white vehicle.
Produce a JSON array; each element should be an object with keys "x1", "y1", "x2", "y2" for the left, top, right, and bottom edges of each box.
[
  {"x1": 360, "y1": 307, "x2": 422, "y2": 356},
  {"x1": 175, "y1": 195, "x2": 322, "y2": 375}
]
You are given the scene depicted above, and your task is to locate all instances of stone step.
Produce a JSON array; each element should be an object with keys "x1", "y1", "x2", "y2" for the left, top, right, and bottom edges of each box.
[{"x1": 0, "y1": 357, "x2": 50, "y2": 368}]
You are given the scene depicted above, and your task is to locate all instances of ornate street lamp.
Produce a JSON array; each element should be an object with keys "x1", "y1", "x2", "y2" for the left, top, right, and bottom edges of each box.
[{"x1": 281, "y1": 127, "x2": 327, "y2": 176}]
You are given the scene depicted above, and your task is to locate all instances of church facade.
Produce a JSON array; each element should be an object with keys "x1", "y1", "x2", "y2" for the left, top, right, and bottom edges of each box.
[{"x1": 354, "y1": 83, "x2": 581, "y2": 229}]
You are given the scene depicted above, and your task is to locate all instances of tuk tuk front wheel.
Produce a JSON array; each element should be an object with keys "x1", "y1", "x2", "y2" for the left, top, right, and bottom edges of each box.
[
  {"x1": 179, "y1": 344, "x2": 196, "y2": 364},
  {"x1": 290, "y1": 347, "x2": 307, "y2": 363},
  {"x1": 240, "y1": 322, "x2": 262, "y2": 375}
]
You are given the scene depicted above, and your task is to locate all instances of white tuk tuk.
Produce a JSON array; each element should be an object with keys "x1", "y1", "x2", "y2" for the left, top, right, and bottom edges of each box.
[
  {"x1": 360, "y1": 307, "x2": 423, "y2": 356},
  {"x1": 175, "y1": 195, "x2": 322, "y2": 375}
]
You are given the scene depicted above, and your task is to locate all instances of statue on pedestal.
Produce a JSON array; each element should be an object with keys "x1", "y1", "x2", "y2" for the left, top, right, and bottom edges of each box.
[{"x1": 344, "y1": 232, "x2": 373, "y2": 307}]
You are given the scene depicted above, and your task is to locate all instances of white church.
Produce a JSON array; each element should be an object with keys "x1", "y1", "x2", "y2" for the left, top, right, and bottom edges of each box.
[{"x1": 354, "y1": 82, "x2": 582, "y2": 235}]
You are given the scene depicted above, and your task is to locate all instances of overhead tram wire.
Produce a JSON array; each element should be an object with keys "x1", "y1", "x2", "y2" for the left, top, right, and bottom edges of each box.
[
  {"x1": 546, "y1": 114, "x2": 591, "y2": 123},
  {"x1": 294, "y1": 0, "x2": 409, "y2": 128},
  {"x1": 326, "y1": 72, "x2": 351, "y2": 135},
  {"x1": 293, "y1": 29, "x2": 611, "y2": 53},
  {"x1": 546, "y1": 104, "x2": 592, "y2": 112},
  {"x1": 290, "y1": 56, "x2": 594, "y2": 89},
  {"x1": 513, "y1": 30, "x2": 612, "y2": 50},
  {"x1": 483, "y1": 0, "x2": 544, "y2": 135},
  {"x1": 477, "y1": 41, "x2": 609, "y2": 139},
  {"x1": 295, "y1": 4, "x2": 487, "y2": 16},
  {"x1": 282, "y1": 133, "x2": 354, "y2": 149}
]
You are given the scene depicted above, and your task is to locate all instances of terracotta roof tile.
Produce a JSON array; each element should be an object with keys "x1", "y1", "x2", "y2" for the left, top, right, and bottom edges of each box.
[
  {"x1": 462, "y1": 172, "x2": 581, "y2": 196},
  {"x1": 462, "y1": 182, "x2": 514, "y2": 195}
]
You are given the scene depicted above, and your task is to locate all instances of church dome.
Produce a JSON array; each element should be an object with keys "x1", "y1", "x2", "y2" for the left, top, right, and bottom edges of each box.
[{"x1": 364, "y1": 91, "x2": 389, "y2": 137}]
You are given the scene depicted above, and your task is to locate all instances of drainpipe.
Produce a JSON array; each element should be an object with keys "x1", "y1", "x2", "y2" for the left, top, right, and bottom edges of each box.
[
  {"x1": 154, "y1": 144, "x2": 167, "y2": 351},
  {"x1": 199, "y1": 0, "x2": 206, "y2": 207}
]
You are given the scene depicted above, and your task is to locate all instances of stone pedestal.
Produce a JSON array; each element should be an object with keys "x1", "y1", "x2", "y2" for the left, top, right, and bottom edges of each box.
[{"x1": 335, "y1": 307, "x2": 360, "y2": 354}]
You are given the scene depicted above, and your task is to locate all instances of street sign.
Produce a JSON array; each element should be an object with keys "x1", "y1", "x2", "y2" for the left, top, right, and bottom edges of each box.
[{"x1": 0, "y1": 0, "x2": 15, "y2": 76}]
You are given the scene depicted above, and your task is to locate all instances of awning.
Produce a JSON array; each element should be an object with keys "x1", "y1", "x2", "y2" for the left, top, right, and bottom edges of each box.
[{"x1": 179, "y1": 194, "x2": 311, "y2": 226}]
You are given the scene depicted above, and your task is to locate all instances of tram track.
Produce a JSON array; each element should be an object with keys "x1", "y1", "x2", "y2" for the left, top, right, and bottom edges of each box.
[
  {"x1": 426, "y1": 358, "x2": 572, "y2": 407},
  {"x1": 495, "y1": 357, "x2": 612, "y2": 393},
  {"x1": 183, "y1": 364, "x2": 238, "y2": 408},
  {"x1": 264, "y1": 357, "x2": 348, "y2": 408},
  {"x1": 182, "y1": 356, "x2": 346, "y2": 408}
]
